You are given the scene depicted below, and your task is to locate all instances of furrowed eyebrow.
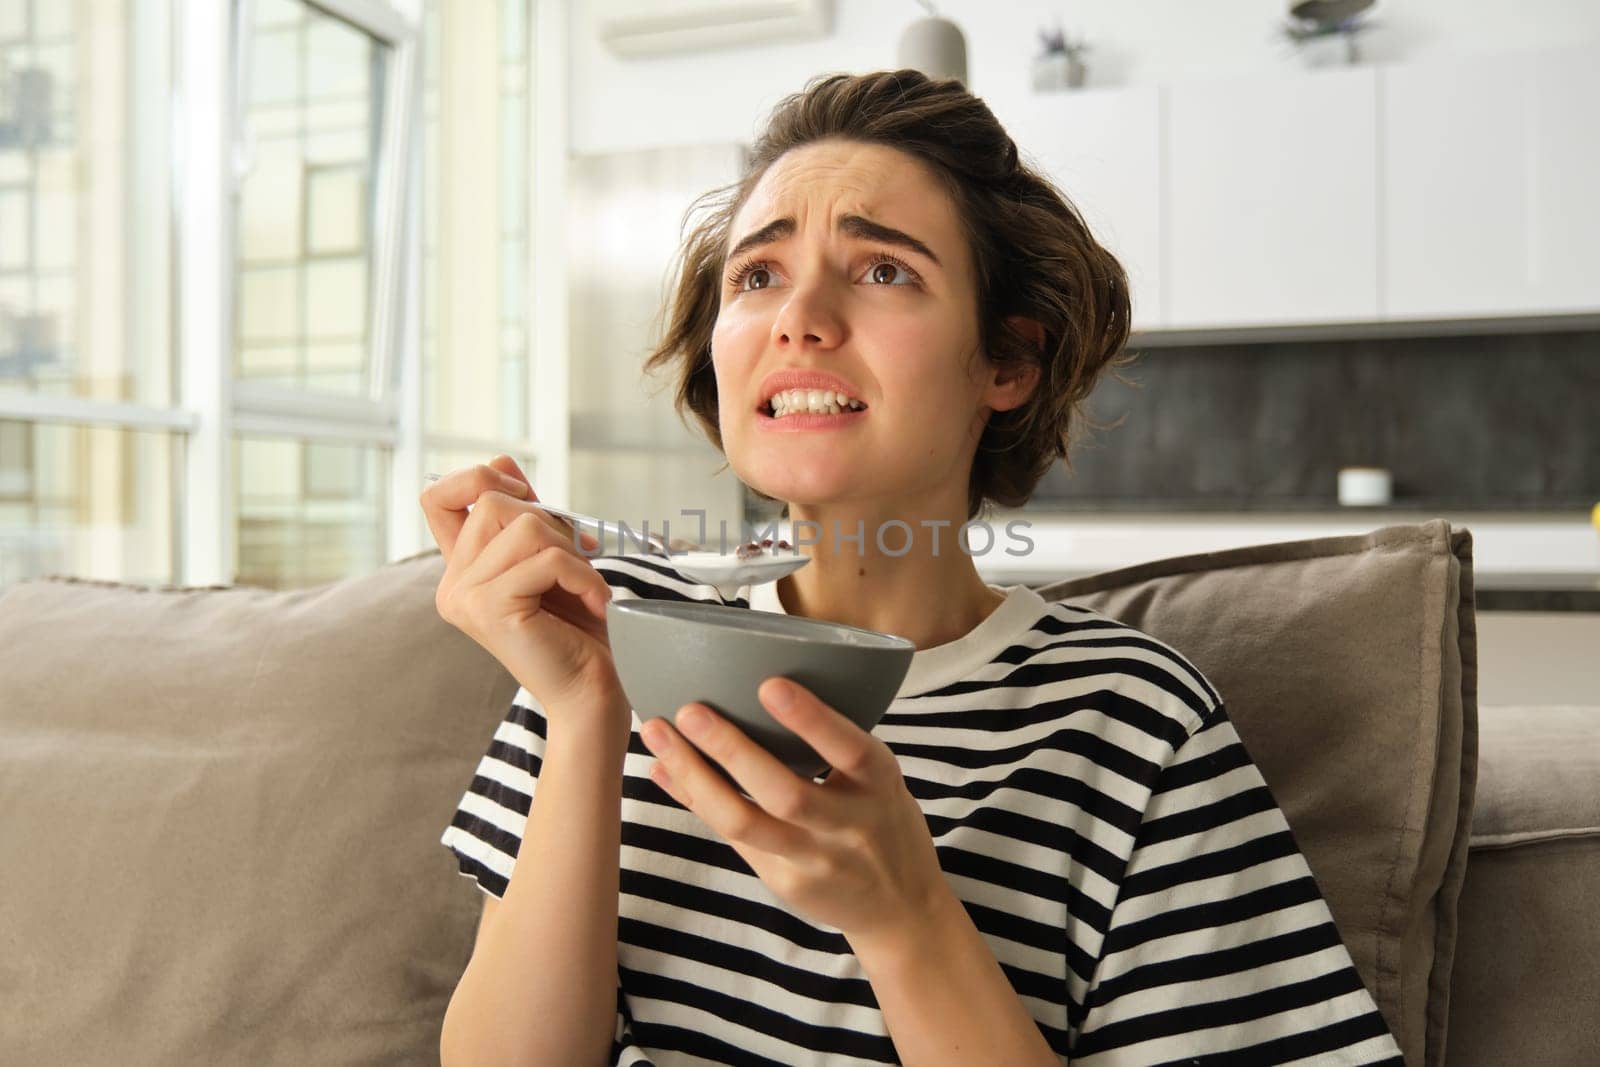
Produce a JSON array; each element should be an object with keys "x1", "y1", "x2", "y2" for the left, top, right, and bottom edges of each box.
[
  {"x1": 840, "y1": 215, "x2": 942, "y2": 267},
  {"x1": 723, "y1": 213, "x2": 942, "y2": 269}
]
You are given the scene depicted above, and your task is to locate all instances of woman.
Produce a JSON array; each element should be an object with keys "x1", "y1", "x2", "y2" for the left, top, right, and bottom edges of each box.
[{"x1": 427, "y1": 70, "x2": 1401, "y2": 1065}]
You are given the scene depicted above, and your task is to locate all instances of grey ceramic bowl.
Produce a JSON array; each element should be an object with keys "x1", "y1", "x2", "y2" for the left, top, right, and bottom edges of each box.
[{"x1": 606, "y1": 598, "x2": 916, "y2": 782}]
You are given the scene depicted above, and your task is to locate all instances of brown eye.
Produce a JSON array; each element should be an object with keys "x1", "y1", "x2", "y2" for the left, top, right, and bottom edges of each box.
[
  {"x1": 870, "y1": 263, "x2": 897, "y2": 285},
  {"x1": 747, "y1": 268, "x2": 770, "y2": 290}
]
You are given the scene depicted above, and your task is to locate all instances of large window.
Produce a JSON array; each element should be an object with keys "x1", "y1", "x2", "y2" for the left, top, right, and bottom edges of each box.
[
  {"x1": 232, "y1": 0, "x2": 408, "y2": 588},
  {"x1": 416, "y1": 0, "x2": 545, "y2": 527},
  {"x1": 234, "y1": 435, "x2": 386, "y2": 588},
  {"x1": 421, "y1": 0, "x2": 532, "y2": 449},
  {"x1": 0, "y1": 0, "x2": 562, "y2": 593},
  {"x1": 0, "y1": 422, "x2": 180, "y2": 588},
  {"x1": 0, "y1": 0, "x2": 177, "y2": 587},
  {"x1": 236, "y1": 0, "x2": 383, "y2": 398}
]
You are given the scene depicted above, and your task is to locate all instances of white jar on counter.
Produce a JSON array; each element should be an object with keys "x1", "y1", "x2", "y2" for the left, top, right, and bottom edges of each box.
[{"x1": 1338, "y1": 466, "x2": 1393, "y2": 506}]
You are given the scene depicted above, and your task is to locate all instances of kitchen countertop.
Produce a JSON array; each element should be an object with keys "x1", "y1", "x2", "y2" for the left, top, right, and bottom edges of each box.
[
  {"x1": 1027, "y1": 498, "x2": 1600, "y2": 513},
  {"x1": 987, "y1": 568, "x2": 1600, "y2": 612},
  {"x1": 965, "y1": 513, "x2": 1600, "y2": 611},
  {"x1": 1470, "y1": 572, "x2": 1600, "y2": 613},
  {"x1": 765, "y1": 512, "x2": 1600, "y2": 611}
]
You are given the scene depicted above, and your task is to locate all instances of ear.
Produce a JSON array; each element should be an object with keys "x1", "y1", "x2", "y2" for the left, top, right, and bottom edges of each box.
[{"x1": 983, "y1": 316, "x2": 1045, "y2": 413}]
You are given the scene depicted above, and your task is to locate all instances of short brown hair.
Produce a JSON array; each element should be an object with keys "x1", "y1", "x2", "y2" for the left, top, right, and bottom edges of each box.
[{"x1": 644, "y1": 68, "x2": 1137, "y2": 520}]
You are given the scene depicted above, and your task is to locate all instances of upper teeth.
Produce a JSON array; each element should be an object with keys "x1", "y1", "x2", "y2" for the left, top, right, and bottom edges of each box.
[{"x1": 768, "y1": 388, "x2": 866, "y2": 416}]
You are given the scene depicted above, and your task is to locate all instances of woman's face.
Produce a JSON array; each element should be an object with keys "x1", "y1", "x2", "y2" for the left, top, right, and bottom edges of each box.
[{"x1": 711, "y1": 139, "x2": 1013, "y2": 520}]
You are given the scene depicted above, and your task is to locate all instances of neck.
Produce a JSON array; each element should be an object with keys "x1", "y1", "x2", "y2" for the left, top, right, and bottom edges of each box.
[{"x1": 772, "y1": 498, "x2": 1008, "y2": 650}]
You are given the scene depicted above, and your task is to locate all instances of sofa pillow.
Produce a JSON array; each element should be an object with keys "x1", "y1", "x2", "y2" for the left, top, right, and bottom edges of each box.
[
  {"x1": 0, "y1": 550, "x2": 514, "y2": 1065},
  {"x1": 1445, "y1": 704, "x2": 1600, "y2": 1066},
  {"x1": 1033, "y1": 518, "x2": 1477, "y2": 1067}
]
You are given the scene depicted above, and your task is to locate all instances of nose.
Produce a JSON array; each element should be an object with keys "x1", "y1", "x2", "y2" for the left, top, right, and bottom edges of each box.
[{"x1": 771, "y1": 279, "x2": 844, "y2": 351}]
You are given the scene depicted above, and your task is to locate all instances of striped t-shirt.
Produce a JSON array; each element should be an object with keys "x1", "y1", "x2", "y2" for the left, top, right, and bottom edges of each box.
[{"x1": 440, "y1": 555, "x2": 1402, "y2": 1065}]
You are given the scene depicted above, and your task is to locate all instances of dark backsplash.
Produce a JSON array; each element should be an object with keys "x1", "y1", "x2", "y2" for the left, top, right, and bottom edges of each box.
[{"x1": 1029, "y1": 327, "x2": 1600, "y2": 512}]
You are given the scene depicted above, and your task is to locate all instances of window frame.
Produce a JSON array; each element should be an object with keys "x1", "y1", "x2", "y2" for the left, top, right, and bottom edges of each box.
[
  {"x1": 221, "y1": 0, "x2": 416, "y2": 587},
  {"x1": 0, "y1": 0, "x2": 571, "y2": 588}
]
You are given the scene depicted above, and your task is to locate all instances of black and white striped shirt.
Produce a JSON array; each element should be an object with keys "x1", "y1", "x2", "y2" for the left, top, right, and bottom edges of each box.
[{"x1": 441, "y1": 556, "x2": 1401, "y2": 1064}]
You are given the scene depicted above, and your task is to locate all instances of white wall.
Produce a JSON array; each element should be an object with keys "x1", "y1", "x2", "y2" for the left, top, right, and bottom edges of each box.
[{"x1": 568, "y1": 0, "x2": 1600, "y2": 156}]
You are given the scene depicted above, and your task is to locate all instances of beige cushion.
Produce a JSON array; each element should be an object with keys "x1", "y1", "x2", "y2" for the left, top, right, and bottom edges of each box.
[
  {"x1": 1445, "y1": 705, "x2": 1600, "y2": 1067},
  {"x1": 1466, "y1": 704, "x2": 1600, "y2": 849},
  {"x1": 0, "y1": 550, "x2": 513, "y2": 1066},
  {"x1": 1034, "y1": 518, "x2": 1476, "y2": 1067}
]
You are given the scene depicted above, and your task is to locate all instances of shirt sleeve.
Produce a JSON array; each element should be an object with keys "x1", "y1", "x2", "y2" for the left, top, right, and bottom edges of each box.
[
  {"x1": 439, "y1": 689, "x2": 547, "y2": 899},
  {"x1": 440, "y1": 692, "x2": 659, "y2": 1067},
  {"x1": 1071, "y1": 705, "x2": 1404, "y2": 1065}
]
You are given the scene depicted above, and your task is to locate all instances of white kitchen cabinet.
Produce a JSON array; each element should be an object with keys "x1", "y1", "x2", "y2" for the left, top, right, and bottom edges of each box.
[
  {"x1": 996, "y1": 87, "x2": 1164, "y2": 332},
  {"x1": 1528, "y1": 45, "x2": 1600, "y2": 314},
  {"x1": 1002, "y1": 48, "x2": 1597, "y2": 338},
  {"x1": 1380, "y1": 54, "x2": 1523, "y2": 318},
  {"x1": 1380, "y1": 44, "x2": 1600, "y2": 320},
  {"x1": 1164, "y1": 67, "x2": 1380, "y2": 329}
]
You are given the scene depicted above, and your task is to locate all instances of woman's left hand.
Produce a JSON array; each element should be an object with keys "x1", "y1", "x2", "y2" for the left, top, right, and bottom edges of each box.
[{"x1": 638, "y1": 676, "x2": 949, "y2": 943}]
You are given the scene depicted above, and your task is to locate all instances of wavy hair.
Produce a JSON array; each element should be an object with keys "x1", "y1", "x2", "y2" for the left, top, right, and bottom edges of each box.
[{"x1": 643, "y1": 68, "x2": 1138, "y2": 520}]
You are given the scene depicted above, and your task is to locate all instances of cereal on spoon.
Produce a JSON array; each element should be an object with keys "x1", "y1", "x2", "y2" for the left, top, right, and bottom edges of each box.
[{"x1": 735, "y1": 537, "x2": 793, "y2": 561}]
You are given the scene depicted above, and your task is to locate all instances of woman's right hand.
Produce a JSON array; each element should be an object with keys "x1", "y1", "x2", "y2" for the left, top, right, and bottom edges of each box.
[{"x1": 421, "y1": 455, "x2": 627, "y2": 730}]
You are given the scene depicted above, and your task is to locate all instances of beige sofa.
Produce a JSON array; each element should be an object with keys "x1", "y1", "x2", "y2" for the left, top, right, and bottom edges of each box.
[{"x1": 1, "y1": 518, "x2": 1594, "y2": 1065}]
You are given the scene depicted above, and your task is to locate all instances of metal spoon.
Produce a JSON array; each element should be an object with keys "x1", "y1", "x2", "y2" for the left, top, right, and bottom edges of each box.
[{"x1": 421, "y1": 472, "x2": 809, "y2": 595}]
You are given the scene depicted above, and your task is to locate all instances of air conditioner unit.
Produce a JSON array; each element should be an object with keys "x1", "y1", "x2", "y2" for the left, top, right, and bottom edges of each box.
[{"x1": 596, "y1": 0, "x2": 832, "y2": 58}]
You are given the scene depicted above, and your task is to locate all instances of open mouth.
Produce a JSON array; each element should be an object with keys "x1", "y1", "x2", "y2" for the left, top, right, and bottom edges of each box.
[{"x1": 760, "y1": 388, "x2": 869, "y2": 419}]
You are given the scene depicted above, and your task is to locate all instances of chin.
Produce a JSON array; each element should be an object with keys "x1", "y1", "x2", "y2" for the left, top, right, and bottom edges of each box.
[
  {"x1": 730, "y1": 429, "x2": 901, "y2": 505},
  {"x1": 747, "y1": 459, "x2": 859, "y2": 504}
]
